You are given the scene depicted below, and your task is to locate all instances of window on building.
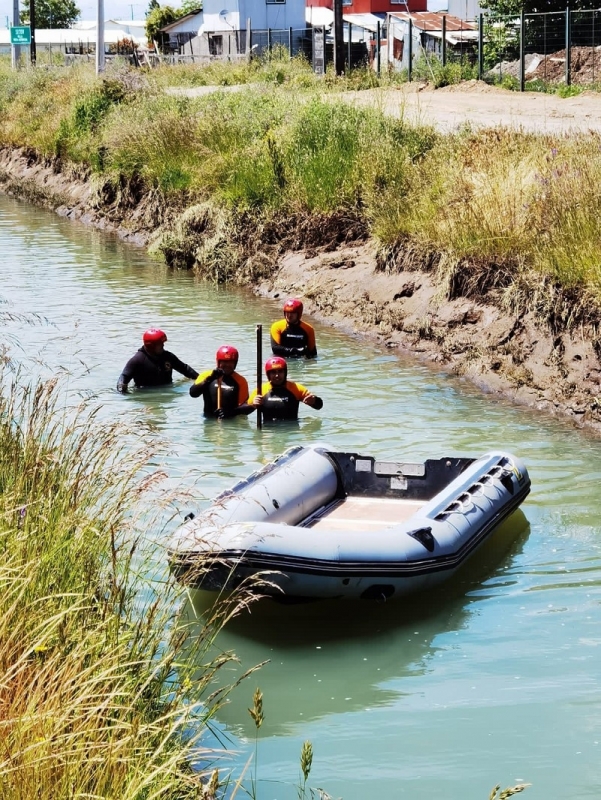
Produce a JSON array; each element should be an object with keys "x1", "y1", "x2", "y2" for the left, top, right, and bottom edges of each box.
[
  {"x1": 266, "y1": 0, "x2": 286, "y2": 4},
  {"x1": 342, "y1": 0, "x2": 352, "y2": 6},
  {"x1": 209, "y1": 34, "x2": 223, "y2": 54}
]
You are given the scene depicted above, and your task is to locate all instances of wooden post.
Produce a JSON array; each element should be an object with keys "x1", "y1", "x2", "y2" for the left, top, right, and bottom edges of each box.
[
  {"x1": 333, "y1": 0, "x2": 344, "y2": 74},
  {"x1": 442, "y1": 14, "x2": 446, "y2": 67},
  {"x1": 256, "y1": 325, "x2": 263, "y2": 430}
]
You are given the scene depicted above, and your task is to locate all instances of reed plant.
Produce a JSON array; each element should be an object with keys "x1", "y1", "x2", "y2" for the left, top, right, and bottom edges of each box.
[{"x1": 0, "y1": 368, "x2": 251, "y2": 799}]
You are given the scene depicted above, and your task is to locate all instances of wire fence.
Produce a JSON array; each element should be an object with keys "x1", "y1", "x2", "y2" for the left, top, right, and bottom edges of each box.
[
  {"x1": 7, "y1": 7, "x2": 601, "y2": 88},
  {"x1": 483, "y1": 9, "x2": 601, "y2": 87}
]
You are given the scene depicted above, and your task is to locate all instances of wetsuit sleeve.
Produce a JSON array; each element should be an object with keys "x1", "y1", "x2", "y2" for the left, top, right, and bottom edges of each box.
[
  {"x1": 189, "y1": 370, "x2": 214, "y2": 398},
  {"x1": 117, "y1": 354, "x2": 138, "y2": 392},
  {"x1": 169, "y1": 353, "x2": 199, "y2": 381},
  {"x1": 302, "y1": 322, "x2": 317, "y2": 359},
  {"x1": 292, "y1": 382, "x2": 323, "y2": 410},
  {"x1": 270, "y1": 320, "x2": 287, "y2": 355},
  {"x1": 236, "y1": 384, "x2": 259, "y2": 416},
  {"x1": 222, "y1": 375, "x2": 253, "y2": 417}
]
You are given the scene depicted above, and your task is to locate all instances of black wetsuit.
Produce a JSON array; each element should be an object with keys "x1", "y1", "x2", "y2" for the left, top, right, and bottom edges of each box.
[
  {"x1": 242, "y1": 380, "x2": 323, "y2": 421},
  {"x1": 270, "y1": 319, "x2": 317, "y2": 359},
  {"x1": 189, "y1": 370, "x2": 251, "y2": 418},
  {"x1": 117, "y1": 347, "x2": 198, "y2": 392}
]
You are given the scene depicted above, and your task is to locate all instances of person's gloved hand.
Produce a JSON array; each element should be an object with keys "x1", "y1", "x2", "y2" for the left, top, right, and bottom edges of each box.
[
  {"x1": 116, "y1": 382, "x2": 128, "y2": 394},
  {"x1": 214, "y1": 408, "x2": 226, "y2": 420},
  {"x1": 211, "y1": 368, "x2": 225, "y2": 380}
]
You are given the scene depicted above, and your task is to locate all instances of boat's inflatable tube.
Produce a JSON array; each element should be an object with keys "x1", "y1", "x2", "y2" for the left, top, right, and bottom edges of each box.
[{"x1": 193, "y1": 445, "x2": 339, "y2": 530}]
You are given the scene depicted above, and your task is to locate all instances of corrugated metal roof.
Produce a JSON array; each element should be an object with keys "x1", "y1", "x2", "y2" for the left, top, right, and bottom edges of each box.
[
  {"x1": 343, "y1": 12, "x2": 386, "y2": 33},
  {"x1": 388, "y1": 11, "x2": 477, "y2": 32}
]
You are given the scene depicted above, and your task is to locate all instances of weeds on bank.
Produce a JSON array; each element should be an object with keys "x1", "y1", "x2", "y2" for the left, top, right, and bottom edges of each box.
[
  {"x1": 3, "y1": 60, "x2": 601, "y2": 318},
  {"x1": 0, "y1": 368, "x2": 253, "y2": 799}
]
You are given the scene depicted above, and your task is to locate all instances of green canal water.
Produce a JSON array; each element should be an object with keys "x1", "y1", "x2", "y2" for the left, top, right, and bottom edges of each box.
[{"x1": 2, "y1": 194, "x2": 601, "y2": 800}]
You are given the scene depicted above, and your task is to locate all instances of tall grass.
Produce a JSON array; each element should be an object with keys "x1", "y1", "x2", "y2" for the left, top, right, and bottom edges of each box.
[
  {"x1": 0, "y1": 369, "x2": 248, "y2": 799},
  {"x1": 2, "y1": 60, "x2": 601, "y2": 314}
]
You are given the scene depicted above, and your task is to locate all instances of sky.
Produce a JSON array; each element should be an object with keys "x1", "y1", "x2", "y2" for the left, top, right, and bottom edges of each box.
[
  {"x1": 1, "y1": 0, "x2": 448, "y2": 28},
  {"x1": 0, "y1": 0, "x2": 179, "y2": 27}
]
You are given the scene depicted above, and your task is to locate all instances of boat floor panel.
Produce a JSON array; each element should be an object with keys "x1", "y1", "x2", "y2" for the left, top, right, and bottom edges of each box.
[{"x1": 309, "y1": 496, "x2": 425, "y2": 532}]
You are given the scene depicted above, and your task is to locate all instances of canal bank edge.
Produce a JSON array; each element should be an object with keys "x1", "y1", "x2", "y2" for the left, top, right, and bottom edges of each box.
[{"x1": 2, "y1": 144, "x2": 601, "y2": 436}]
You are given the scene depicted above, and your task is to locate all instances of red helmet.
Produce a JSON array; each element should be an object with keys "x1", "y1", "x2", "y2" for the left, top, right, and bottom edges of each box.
[
  {"x1": 216, "y1": 345, "x2": 239, "y2": 365},
  {"x1": 265, "y1": 356, "x2": 287, "y2": 375},
  {"x1": 143, "y1": 328, "x2": 167, "y2": 345},
  {"x1": 283, "y1": 298, "x2": 303, "y2": 317}
]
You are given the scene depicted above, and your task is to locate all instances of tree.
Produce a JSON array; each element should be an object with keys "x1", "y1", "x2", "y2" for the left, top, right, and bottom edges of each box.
[
  {"x1": 179, "y1": 0, "x2": 202, "y2": 14},
  {"x1": 481, "y1": 0, "x2": 600, "y2": 14},
  {"x1": 21, "y1": 0, "x2": 80, "y2": 28},
  {"x1": 145, "y1": 5, "x2": 180, "y2": 51}
]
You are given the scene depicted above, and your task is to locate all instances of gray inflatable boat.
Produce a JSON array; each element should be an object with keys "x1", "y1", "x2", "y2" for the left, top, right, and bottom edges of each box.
[{"x1": 168, "y1": 444, "x2": 531, "y2": 601}]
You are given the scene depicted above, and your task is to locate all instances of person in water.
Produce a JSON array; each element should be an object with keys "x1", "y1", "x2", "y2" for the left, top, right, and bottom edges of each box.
[
  {"x1": 270, "y1": 298, "x2": 317, "y2": 359},
  {"x1": 242, "y1": 356, "x2": 323, "y2": 422},
  {"x1": 117, "y1": 328, "x2": 199, "y2": 393},
  {"x1": 189, "y1": 345, "x2": 251, "y2": 419}
]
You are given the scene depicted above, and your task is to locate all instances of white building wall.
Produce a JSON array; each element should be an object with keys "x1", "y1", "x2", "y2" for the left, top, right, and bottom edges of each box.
[{"x1": 446, "y1": 0, "x2": 483, "y2": 22}]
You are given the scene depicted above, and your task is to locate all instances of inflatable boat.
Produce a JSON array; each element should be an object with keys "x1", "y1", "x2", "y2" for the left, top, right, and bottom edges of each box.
[{"x1": 168, "y1": 444, "x2": 531, "y2": 601}]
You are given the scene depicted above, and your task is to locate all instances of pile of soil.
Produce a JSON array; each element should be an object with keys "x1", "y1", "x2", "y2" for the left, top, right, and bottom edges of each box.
[
  {"x1": 492, "y1": 46, "x2": 601, "y2": 85},
  {"x1": 526, "y1": 46, "x2": 601, "y2": 84}
]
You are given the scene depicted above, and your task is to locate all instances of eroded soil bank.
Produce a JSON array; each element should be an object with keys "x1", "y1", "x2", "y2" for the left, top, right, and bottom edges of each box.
[{"x1": 2, "y1": 144, "x2": 601, "y2": 435}]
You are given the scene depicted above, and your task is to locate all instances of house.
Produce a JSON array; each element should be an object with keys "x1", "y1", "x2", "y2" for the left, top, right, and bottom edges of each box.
[
  {"x1": 172, "y1": 0, "x2": 308, "y2": 58},
  {"x1": 305, "y1": 0, "x2": 427, "y2": 25},
  {"x1": 386, "y1": 10, "x2": 478, "y2": 70},
  {"x1": 159, "y1": 11, "x2": 203, "y2": 52}
]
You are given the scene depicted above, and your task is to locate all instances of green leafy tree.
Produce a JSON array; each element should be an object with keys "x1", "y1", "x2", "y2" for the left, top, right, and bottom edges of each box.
[
  {"x1": 482, "y1": 0, "x2": 599, "y2": 13},
  {"x1": 145, "y1": 4, "x2": 180, "y2": 50},
  {"x1": 179, "y1": 0, "x2": 202, "y2": 14},
  {"x1": 21, "y1": 0, "x2": 80, "y2": 27}
]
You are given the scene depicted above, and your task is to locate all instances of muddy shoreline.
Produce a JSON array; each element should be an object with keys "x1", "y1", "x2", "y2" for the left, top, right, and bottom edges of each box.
[{"x1": 2, "y1": 144, "x2": 601, "y2": 436}]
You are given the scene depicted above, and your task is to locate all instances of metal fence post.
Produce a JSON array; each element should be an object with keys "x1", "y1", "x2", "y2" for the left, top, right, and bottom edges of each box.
[
  {"x1": 519, "y1": 9, "x2": 525, "y2": 91},
  {"x1": 348, "y1": 22, "x2": 352, "y2": 70},
  {"x1": 377, "y1": 20, "x2": 381, "y2": 76},
  {"x1": 408, "y1": 19, "x2": 412, "y2": 81},
  {"x1": 267, "y1": 27, "x2": 271, "y2": 59},
  {"x1": 565, "y1": 6, "x2": 571, "y2": 86},
  {"x1": 289, "y1": 26, "x2": 292, "y2": 57},
  {"x1": 478, "y1": 13, "x2": 483, "y2": 80},
  {"x1": 593, "y1": 10, "x2": 596, "y2": 84},
  {"x1": 442, "y1": 14, "x2": 446, "y2": 67}
]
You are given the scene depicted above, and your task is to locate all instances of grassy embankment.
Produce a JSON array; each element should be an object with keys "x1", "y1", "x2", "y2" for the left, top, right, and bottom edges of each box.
[
  {"x1": 1, "y1": 55, "x2": 601, "y2": 342},
  {"x1": 0, "y1": 367, "x2": 258, "y2": 799}
]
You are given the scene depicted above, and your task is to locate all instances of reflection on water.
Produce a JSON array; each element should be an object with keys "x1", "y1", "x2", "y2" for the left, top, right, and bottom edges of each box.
[
  {"x1": 179, "y1": 512, "x2": 530, "y2": 739},
  {"x1": 3, "y1": 194, "x2": 601, "y2": 800}
]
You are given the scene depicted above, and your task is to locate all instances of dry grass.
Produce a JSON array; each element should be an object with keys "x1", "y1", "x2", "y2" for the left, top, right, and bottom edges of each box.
[{"x1": 0, "y1": 369, "x2": 253, "y2": 799}]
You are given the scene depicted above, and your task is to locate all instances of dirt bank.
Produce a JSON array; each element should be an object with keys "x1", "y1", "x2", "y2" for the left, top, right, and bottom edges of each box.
[{"x1": 2, "y1": 84, "x2": 601, "y2": 434}]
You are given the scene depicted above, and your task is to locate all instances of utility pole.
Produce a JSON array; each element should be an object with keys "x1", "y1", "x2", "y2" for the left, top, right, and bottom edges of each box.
[
  {"x1": 11, "y1": 0, "x2": 20, "y2": 68},
  {"x1": 96, "y1": 0, "x2": 105, "y2": 73}
]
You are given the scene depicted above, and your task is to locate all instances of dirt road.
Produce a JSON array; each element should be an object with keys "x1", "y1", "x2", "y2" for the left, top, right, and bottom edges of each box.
[
  {"x1": 174, "y1": 79, "x2": 601, "y2": 134},
  {"x1": 341, "y1": 80, "x2": 601, "y2": 133}
]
